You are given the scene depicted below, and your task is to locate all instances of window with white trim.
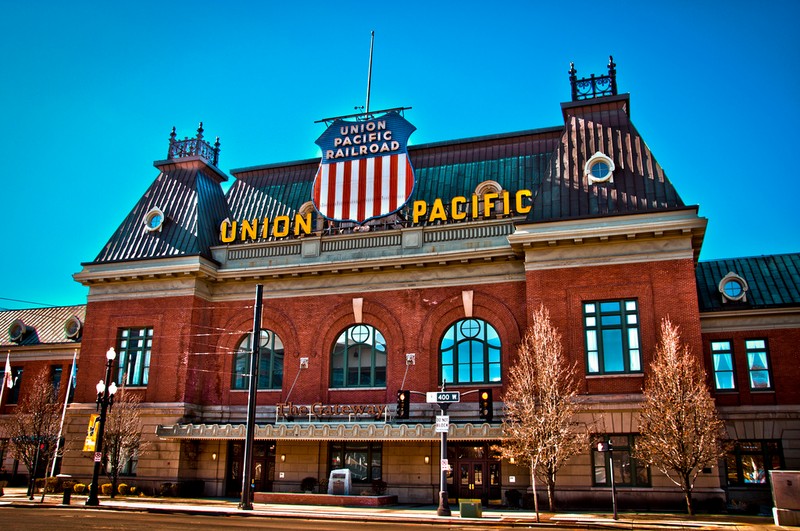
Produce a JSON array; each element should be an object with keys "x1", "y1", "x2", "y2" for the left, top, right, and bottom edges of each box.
[
  {"x1": 584, "y1": 300, "x2": 641, "y2": 374},
  {"x1": 116, "y1": 328, "x2": 153, "y2": 387},
  {"x1": 711, "y1": 340, "x2": 736, "y2": 390},
  {"x1": 745, "y1": 339, "x2": 772, "y2": 390}
]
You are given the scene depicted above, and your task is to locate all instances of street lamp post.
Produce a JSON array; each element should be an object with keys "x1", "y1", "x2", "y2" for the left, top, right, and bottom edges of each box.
[{"x1": 85, "y1": 347, "x2": 118, "y2": 506}]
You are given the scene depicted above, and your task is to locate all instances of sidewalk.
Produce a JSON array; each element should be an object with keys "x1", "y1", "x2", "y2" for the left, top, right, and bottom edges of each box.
[{"x1": 0, "y1": 487, "x2": 779, "y2": 529}]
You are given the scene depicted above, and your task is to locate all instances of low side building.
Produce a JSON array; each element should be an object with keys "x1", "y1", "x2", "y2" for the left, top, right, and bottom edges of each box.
[{"x1": 0, "y1": 305, "x2": 85, "y2": 484}]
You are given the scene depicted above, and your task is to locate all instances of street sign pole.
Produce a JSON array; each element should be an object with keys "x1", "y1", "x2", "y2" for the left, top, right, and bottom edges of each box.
[{"x1": 437, "y1": 401, "x2": 451, "y2": 517}]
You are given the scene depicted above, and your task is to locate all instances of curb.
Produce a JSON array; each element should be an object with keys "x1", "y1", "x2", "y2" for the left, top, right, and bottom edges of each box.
[{"x1": 0, "y1": 494, "x2": 778, "y2": 530}]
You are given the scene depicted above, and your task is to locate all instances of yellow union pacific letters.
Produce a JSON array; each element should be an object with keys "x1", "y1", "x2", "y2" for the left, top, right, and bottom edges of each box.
[{"x1": 219, "y1": 189, "x2": 533, "y2": 244}]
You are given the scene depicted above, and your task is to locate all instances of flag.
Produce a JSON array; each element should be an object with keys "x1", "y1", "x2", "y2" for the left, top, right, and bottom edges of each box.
[
  {"x1": 4, "y1": 352, "x2": 11, "y2": 389},
  {"x1": 70, "y1": 355, "x2": 78, "y2": 388}
]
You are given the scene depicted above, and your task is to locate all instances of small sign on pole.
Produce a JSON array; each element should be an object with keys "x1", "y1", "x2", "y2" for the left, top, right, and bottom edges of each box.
[
  {"x1": 435, "y1": 415, "x2": 450, "y2": 433},
  {"x1": 440, "y1": 459, "x2": 450, "y2": 472},
  {"x1": 93, "y1": 452, "x2": 102, "y2": 463},
  {"x1": 426, "y1": 391, "x2": 461, "y2": 404}
]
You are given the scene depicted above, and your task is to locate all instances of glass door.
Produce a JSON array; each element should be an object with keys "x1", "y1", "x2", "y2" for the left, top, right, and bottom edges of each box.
[
  {"x1": 459, "y1": 462, "x2": 485, "y2": 501},
  {"x1": 226, "y1": 441, "x2": 276, "y2": 497}
]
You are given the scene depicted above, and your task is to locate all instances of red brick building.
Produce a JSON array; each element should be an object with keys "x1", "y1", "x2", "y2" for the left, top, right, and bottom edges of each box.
[{"x1": 15, "y1": 60, "x2": 793, "y2": 510}]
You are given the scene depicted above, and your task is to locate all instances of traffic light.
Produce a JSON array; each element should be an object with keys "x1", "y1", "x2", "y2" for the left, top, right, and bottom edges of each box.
[
  {"x1": 396, "y1": 389, "x2": 409, "y2": 419},
  {"x1": 478, "y1": 389, "x2": 493, "y2": 421}
]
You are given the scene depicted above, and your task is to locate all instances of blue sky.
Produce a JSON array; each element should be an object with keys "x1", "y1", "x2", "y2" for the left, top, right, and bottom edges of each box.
[{"x1": 1, "y1": 1, "x2": 798, "y2": 310}]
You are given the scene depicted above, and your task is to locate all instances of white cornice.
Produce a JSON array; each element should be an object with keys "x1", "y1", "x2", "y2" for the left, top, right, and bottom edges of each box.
[
  {"x1": 85, "y1": 260, "x2": 525, "y2": 303},
  {"x1": 700, "y1": 307, "x2": 800, "y2": 332},
  {"x1": 508, "y1": 210, "x2": 706, "y2": 270},
  {"x1": 510, "y1": 210, "x2": 705, "y2": 248},
  {"x1": 74, "y1": 256, "x2": 220, "y2": 285}
]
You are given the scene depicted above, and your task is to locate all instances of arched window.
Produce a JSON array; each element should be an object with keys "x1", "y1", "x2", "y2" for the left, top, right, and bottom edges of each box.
[
  {"x1": 440, "y1": 318, "x2": 501, "y2": 384},
  {"x1": 331, "y1": 324, "x2": 386, "y2": 388},
  {"x1": 232, "y1": 329, "x2": 284, "y2": 390}
]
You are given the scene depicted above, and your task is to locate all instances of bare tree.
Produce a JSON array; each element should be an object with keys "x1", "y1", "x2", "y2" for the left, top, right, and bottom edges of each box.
[
  {"x1": 102, "y1": 387, "x2": 147, "y2": 498},
  {"x1": 635, "y1": 318, "x2": 726, "y2": 515},
  {"x1": 2, "y1": 368, "x2": 62, "y2": 495},
  {"x1": 498, "y1": 305, "x2": 589, "y2": 519}
]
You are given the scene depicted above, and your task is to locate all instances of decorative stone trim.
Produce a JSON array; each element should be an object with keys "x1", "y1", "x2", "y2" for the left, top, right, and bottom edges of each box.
[{"x1": 156, "y1": 421, "x2": 502, "y2": 441}]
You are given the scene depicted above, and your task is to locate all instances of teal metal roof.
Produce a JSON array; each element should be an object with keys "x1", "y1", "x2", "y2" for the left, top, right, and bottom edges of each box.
[
  {"x1": 92, "y1": 160, "x2": 230, "y2": 264},
  {"x1": 88, "y1": 93, "x2": 696, "y2": 260},
  {"x1": 696, "y1": 253, "x2": 800, "y2": 312}
]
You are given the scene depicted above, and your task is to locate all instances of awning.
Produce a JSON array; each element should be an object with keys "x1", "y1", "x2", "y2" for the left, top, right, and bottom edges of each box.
[{"x1": 156, "y1": 421, "x2": 503, "y2": 442}]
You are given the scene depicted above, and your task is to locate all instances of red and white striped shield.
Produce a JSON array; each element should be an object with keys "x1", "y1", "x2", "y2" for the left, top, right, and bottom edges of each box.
[{"x1": 312, "y1": 111, "x2": 416, "y2": 224}]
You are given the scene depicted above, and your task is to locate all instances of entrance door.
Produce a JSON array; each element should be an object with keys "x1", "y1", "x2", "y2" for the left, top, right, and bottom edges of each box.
[
  {"x1": 447, "y1": 443, "x2": 502, "y2": 505},
  {"x1": 459, "y1": 462, "x2": 485, "y2": 501},
  {"x1": 226, "y1": 441, "x2": 276, "y2": 497}
]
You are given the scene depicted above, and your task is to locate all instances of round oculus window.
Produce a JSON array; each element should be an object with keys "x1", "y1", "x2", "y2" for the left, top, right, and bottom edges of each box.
[
  {"x1": 723, "y1": 279, "x2": 743, "y2": 298},
  {"x1": 719, "y1": 272, "x2": 748, "y2": 302},
  {"x1": 143, "y1": 207, "x2": 165, "y2": 232},
  {"x1": 584, "y1": 152, "x2": 615, "y2": 183},
  {"x1": 590, "y1": 161, "x2": 611, "y2": 180}
]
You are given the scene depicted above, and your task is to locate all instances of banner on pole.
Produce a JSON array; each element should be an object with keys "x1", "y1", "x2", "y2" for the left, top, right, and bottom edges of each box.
[{"x1": 83, "y1": 414, "x2": 100, "y2": 452}]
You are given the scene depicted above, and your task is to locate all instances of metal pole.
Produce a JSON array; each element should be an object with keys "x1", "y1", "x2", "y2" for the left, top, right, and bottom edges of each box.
[
  {"x1": 608, "y1": 439, "x2": 618, "y2": 520},
  {"x1": 28, "y1": 441, "x2": 41, "y2": 500},
  {"x1": 51, "y1": 350, "x2": 77, "y2": 477},
  {"x1": 240, "y1": 284, "x2": 263, "y2": 510},
  {"x1": 365, "y1": 31, "x2": 374, "y2": 115},
  {"x1": 436, "y1": 402, "x2": 451, "y2": 516},
  {"x1": 85, "y1": 358, "x2": 113, "y2": 506}
]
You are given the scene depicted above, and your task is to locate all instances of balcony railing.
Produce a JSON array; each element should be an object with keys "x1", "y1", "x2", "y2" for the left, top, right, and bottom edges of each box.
[
  {"x1": 167, "y1": 122, "x2": 220, "y2": 166},
  {"x1": 569, "y1": 56, "x2": 618, "y2": 101}
]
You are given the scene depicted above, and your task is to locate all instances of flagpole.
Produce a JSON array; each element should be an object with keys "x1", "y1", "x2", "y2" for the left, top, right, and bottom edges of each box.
[
  {"x1": 365, "y1": 30, "x2": 375, "y2": 116},
  {"x1": 50, "y1": 350, "x2": 77, "y2": 477}
]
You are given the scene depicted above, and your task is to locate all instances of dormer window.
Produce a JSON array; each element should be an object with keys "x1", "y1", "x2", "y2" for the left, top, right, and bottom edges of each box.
[
  {"x1": 298, "y1": 201, "x2": 322, "y2": 232},
  {"x1": 585, "y1": 152, "x2": 615, "y2": 184},
  {"x1": 65, "y1": 315, "x2": 83, "y2": 340},
  {"x1": 475, "y1": 180, "x2": 504, "y2": 217},
  {"x1": 8, "y1": 319, "x2": 30, "y2": 343},
  {"x1": 719, "y1": 272, "x2": 748, "y2": 303},
  {"x1": 143, "y1": 207, "x2": 165, "y2": 232}
]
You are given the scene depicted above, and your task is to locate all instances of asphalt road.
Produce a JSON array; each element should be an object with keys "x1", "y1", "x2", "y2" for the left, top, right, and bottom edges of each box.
[{"x1": 0, "y1": 507, "x2": 509, "y2": 531}]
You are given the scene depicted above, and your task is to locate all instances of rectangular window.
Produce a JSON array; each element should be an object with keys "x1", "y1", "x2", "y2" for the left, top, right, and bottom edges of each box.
[
  {"x1": 744, "y1": 339, "x2": 772, "y2": 390},
  {"x1": 116, "y1": 327, "x2": 153, "y2": 387},
  {"x1": 105, "y1": 449, "x2": 138, "y2": 476},
  {"x1": 584, "y1": 300, "x2": 641, "y2": 374},
  {"x1": 50, "y1": 365, "x2": 63, "y2": 399},
  {"x1": 592, "y1": 434, "x2": 650, "y2": 487},
  {"x1": 328, "y1": 442, "x2": 382, "y2": 484},
  {"x1": 711, "y1": 341, "x2": 736, "y2": 390},
  {"x1": 7, "y1": 367, "x2": 23, "y2": 404},
  {"x1": 726, "y1": 440, "x2": 783, "y2": 486}
]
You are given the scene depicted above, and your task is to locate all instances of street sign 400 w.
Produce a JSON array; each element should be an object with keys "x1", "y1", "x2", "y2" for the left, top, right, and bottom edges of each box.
[{"x1": 426, "y1": 391, "x2": 460, "y2": 404}]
